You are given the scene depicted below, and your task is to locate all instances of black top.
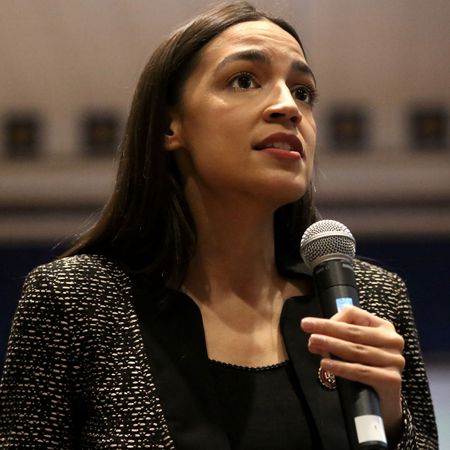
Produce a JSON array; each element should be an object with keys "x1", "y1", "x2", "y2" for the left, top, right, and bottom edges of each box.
[{"x1": 210, "y1": 359, "x2": 320, "y2": 450}]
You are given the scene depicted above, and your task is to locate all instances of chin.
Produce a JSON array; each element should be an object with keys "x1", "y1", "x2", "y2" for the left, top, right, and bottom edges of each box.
[{"x1": 259, "y1": 180, "x2": 309, "y2": 208}]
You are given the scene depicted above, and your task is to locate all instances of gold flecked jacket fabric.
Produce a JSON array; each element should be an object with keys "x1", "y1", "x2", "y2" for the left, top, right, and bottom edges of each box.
[{"x1": 0, "y1": 254, "x2": 438, "y2": 449}]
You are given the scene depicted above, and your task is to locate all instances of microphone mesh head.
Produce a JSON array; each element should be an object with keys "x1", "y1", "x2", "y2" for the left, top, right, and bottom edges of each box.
[{"x1": 300, "y1": 220, "x2": 356, "y2": 269}]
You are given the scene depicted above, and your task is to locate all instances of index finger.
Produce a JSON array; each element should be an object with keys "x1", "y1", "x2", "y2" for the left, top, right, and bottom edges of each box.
[
  {"x1": 301, "y1": 309, "x2": 401, "y2": 350},
  {"x1": 331, "y1": 305, "x2": 387, "y2": 327}
]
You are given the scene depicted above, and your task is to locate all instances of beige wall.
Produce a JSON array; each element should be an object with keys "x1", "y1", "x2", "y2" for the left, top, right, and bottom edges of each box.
[{"x1": 1, "y1": 0, "x2": 449, "y2": 241}]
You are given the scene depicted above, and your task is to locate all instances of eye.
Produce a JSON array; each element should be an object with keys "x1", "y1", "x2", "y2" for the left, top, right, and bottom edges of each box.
[
  {"x1": 228, "y1": 72, "x2": 259, "y2": 90},
  {"x1": 292, "y1": 85, "x2": 318, "y2": 105}
]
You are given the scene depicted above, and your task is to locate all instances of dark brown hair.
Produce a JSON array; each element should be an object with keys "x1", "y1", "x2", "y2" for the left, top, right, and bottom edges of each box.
[{"x1": 64, "y1": 1, "x2": 319, "y2": 287}]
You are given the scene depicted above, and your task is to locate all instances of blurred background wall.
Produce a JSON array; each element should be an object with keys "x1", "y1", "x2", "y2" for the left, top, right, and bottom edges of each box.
[{"x1": 1, "y1": 0, "x2": 449, "y2": 445}]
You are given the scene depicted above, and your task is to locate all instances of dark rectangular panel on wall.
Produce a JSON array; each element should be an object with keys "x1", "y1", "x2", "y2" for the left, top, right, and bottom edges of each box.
[
  {"x1": 80, "y1": 111, "x2": 122, "y2": 157},
  {"x1": 409, "y1": 106, "x2": 448, "y2": 150},
  {"x1": 3, "y1": 112, "x2": 42, "y2": 159},
  {"x1": 326, "y1": 106, "x2": 370, "y2": 152}
]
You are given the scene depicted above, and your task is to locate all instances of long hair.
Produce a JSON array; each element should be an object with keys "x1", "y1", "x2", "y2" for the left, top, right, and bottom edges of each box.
[{"x1": 64, "y1": 1, "x2": 319, "y2": 288}]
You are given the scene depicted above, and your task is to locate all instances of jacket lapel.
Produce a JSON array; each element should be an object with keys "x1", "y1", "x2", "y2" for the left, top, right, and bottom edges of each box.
[
  {"x1": 281, "y1": 295, "x2": 350, "y2": 450},
  {"x1": 132, "y1": 281, "x2": 231, "y2": 449},
  {"x1": 132, "y1": 271, "x2": 350, "y2": 450}
]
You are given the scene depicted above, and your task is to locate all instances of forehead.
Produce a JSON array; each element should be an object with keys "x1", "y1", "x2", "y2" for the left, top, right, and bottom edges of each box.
[{"x1": 200, "y1": 20, "x2": 305, "y2": 65}]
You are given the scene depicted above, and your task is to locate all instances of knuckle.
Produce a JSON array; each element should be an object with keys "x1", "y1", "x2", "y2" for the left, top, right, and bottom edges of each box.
[
  {"x1": 338, "y1": 305, "x2": 358, "y2": 320},
  {"x1": 396, "y1": 355, "x2": 406, "y2": 371},
  {"x1": 396, "y1": 335, "x2": 405, "y2": 351},
  {"x1": 357, "y1": 365, "x2": 372, "y2": 377},
  {"x1": 382, "y1": 319, "x2": 396, "y2": 330},
  {"x1": 387, "y1": 370, "x2": 403, "y2": 386},
  {"x1": 347, "y1": 325, "x2": 363, "y2": 341},
  {"x1": 352, "y1": 343, "x2": 367, "y2": 357},
  {"x1": 381, "y1": 327, "x2": 404, "y2": 350},
  {"x1": 389, "y1": 332, "x2": 405, "y2": 351}
]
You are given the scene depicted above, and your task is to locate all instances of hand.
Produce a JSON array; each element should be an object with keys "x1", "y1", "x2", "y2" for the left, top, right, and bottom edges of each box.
[{"x1": 301, "y1": 306, "x2": 405, "y2": 443}]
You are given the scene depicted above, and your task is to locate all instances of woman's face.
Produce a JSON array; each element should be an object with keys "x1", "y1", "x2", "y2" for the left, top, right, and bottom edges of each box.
[{"x1": 166, "y1": 19, "x2": 317, "y2": 209}]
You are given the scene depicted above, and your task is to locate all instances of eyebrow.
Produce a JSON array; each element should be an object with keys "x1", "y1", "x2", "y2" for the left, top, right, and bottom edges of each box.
[
  {"x1": 291, "y1": 60, "x2": 317, "y2": 86},
  {"x1": 214, "y1": 49, "x2": 316, "y2": 85}
]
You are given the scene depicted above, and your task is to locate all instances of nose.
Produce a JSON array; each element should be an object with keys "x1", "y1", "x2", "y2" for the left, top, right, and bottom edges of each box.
[{"x1": 262, "y1": 83, "x2": 302, "y2": 127}]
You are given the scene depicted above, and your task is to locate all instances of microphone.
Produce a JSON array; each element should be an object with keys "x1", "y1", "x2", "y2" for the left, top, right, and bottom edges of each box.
[{"x1": 300, "y1": 219, "x2": 388, "y2": 450}]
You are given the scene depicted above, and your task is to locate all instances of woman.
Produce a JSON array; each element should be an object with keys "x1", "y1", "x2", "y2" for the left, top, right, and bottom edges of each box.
[{"x1": 0, "y1": 2, "x2": 437, "y2": 449}]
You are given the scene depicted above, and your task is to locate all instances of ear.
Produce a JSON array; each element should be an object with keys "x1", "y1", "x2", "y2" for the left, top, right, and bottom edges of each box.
[{"x1": 164, "y1": 112, "x2": 184, "y2": 152}]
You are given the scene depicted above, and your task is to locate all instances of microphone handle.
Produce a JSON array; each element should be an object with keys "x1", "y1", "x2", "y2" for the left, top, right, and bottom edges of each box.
[{"x1": 314, "y1": 260, "x2": 388, "y2": 450}]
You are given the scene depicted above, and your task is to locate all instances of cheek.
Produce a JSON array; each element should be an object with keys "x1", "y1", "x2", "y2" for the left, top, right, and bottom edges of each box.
[
  {"x1": 303, "y1": 117, "x2": 317, "y2": 182},
  {"x1": 180, "y1": 102, "x2": 248, "y2": 165},
  {"x1": 177, "y1": 121, "x2": 237, "y2": 186},
  {"x1": 183, "y1": 123, "x2": 226, "y2": 169},
  {"x1": 305, "y1": 116, "x2": 317, "y2": 153},
  {"x1": 305, "y1": 113, "x2": 317, "y2": 140},
  {"x1": 182, "y1": 97, "x2": 234, "y2": 144}
]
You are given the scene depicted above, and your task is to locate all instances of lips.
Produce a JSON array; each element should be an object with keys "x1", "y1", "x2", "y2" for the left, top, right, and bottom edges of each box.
[{"x1": 253, "y1": 133, "x2": 304, "y2": 159}]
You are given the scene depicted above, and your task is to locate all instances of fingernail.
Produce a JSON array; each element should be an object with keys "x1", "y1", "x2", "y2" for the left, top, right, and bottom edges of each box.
[
  {"x1": 301, "y1": 317, "x2": 317, "y2": 330},
  {"x1": 321, "y1": 359, "x2": 334, "y2": 371},
  {"x1": 310, "y1": 334, "x2": 326, "y2": 345}
]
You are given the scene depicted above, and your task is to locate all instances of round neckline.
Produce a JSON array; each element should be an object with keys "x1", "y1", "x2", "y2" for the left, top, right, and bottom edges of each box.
[{"x1": 209, "y1": 359, "x2": 290, "y2": 372}]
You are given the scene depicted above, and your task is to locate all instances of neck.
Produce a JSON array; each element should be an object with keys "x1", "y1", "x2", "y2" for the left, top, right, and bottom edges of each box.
[
  {"x1": 180, "y1": 185, "x2": 308, "y2": 367},
  {"x1": 182, "y1": 191, "x2": 287, "y2": 306}
]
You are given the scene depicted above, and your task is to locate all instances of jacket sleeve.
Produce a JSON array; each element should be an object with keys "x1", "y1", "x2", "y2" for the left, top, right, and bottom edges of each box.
[
  {"x1": 0, "y1": 266, "x2": 78, "y2": 449},
  {"x1": 356, "y1": 261, "x2": 438, "y2": 449},
  {"x1": 389, "y1": 272, "x2": 438, "y2": 450}
]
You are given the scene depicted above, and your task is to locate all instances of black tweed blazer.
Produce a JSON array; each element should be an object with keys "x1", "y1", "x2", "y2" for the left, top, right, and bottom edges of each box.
[{"x1": 0, "y1": 254, "x2": 438, "y2": 449}]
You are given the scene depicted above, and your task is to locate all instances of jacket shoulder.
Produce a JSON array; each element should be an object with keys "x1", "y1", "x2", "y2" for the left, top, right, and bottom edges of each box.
[
  {"x1": 353, "y1": 258, "x2": 404, "y2": 287},
  {"x1": 353, "y1": 258, "x2": 407, "y2": 320},
  {"x1": 30, "y1": 253, "x2": 126, "y2": 282},
  {"x1": 21, "y1": 254, "x2": 133, "y2": 317},
  {"x1": 26, "y1": 254, "x2": 129, "y2": 292}
]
